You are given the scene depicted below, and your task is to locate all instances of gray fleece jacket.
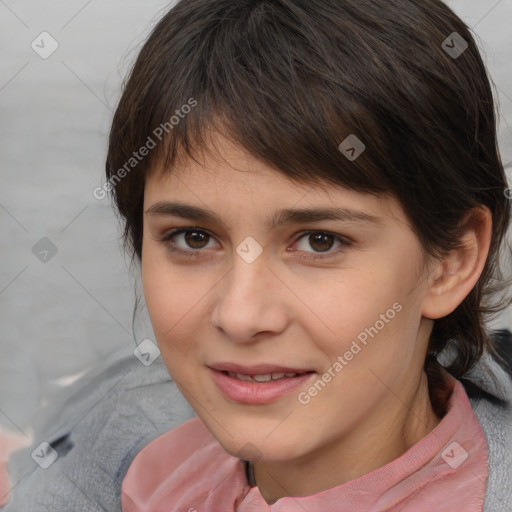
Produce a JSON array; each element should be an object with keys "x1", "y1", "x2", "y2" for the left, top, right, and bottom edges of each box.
[{"x1": 2, "y1": 334, "x2": 511, "y2": 512}]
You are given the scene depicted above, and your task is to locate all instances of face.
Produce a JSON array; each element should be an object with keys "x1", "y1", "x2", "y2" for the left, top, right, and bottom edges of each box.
[{"x1": 141, "y1": 132, "x2": 436, "y2": 466}]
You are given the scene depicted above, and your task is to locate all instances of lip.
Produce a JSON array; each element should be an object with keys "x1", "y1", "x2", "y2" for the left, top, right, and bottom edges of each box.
[
  {"x1": 208, "y1": 362, "x2": 312, "y2": 374},
  {"x1": 208, "y1": 365, "x2": 316, "y2": 404}
]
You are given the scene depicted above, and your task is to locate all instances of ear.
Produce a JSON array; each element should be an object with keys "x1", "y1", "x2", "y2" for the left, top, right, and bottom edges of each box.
[{"x1": 421, "y1": 206, "x2": 493, "y2": 319}]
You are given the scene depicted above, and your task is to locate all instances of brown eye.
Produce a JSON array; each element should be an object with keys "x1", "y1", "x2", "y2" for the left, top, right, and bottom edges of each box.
[
  {"x1": 160, "y1": 228, "x2": 219, "y2": 257},
  {"x1": 308, "y1": 232, "x2": 335, "y2": 252},
  {"x1": 292, "y1": 231, "x2": 351, "y2": 261},
  {"x1": 183, "y1": 230, "x2": 210, "y2": 249}
]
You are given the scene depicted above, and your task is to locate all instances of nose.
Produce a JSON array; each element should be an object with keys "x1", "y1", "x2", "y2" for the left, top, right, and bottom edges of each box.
[{"x1": 211, "y1": 250, "x2": 289, "y2": 343}]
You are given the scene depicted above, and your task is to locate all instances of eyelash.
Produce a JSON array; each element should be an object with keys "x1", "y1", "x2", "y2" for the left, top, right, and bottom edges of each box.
[{"x1": 158, "y1": 227, "x2": 352, "y2": 261}]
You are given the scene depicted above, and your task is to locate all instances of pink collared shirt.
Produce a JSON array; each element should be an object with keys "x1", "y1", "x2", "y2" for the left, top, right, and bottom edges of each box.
[{"x1": 122, "y1": 375, "x2": 488, "y2": 511}]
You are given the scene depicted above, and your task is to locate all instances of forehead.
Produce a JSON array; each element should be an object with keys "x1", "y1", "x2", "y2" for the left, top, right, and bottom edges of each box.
[{"x1": 144, "y1": 131, "x2": 406, "y2": 227}]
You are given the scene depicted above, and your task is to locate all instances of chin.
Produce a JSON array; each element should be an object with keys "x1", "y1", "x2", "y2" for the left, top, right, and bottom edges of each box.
[{"x1": 206, "y1": 425, "x2": 306, "y2": 463}]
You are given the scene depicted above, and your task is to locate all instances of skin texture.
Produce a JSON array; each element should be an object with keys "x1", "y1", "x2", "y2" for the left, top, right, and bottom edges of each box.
[{"x1": 141, "y1": 131, "x2": 492, "y2": 504}]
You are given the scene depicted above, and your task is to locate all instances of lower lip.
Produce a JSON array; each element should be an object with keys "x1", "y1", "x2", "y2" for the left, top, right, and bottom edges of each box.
[{"x1": 209, "y1": 369, "x2": 315, "y2": 404}]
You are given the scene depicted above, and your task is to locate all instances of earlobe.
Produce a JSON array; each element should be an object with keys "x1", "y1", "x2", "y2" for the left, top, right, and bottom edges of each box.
[{"x1": 421, "y1": 206, "x2": 492, "y2": 320}]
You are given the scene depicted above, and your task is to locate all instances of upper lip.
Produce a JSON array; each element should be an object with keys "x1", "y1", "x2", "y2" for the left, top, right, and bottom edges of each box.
[{"x1": 208, "y1": 362, "x2": 313, "y2": 375}]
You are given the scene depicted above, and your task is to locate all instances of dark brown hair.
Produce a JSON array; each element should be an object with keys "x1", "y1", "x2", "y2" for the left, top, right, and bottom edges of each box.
[{"x1": 105, "y1": 0, "x2": 511, "y2": 384}]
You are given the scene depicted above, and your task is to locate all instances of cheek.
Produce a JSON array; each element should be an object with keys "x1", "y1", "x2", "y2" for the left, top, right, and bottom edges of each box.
[
  {"x1": 141, "y1": 247, "x2": 197, "y2": 346},
  {"x1": 310, "y1": 265, "x2": 420, "y2": 366},
  {"x1": 142, "y1": 265, "x2": 201, "y2": 384},
  {"x1": 306, "y1": 270, "x2": 389, "y2": 336}
]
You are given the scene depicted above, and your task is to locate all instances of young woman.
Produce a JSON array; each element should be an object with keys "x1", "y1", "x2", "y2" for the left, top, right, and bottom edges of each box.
[{"x1": 103, "y1": 0, "x2": 512, "y2": 510}]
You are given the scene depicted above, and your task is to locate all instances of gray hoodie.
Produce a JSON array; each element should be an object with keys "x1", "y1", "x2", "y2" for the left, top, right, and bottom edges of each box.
[{"x1": 2, "y1": 333, "x2": 511, "y2": 512}]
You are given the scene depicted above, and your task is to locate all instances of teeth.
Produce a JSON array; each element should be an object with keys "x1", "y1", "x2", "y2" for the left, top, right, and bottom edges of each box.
[
  {"x1": 227, "y1": 371, "x2": 301, "y2": 381},
  {"x1": 228, "y1": 372, "x2": 253, "y2": 382},
  {"x1": 253, "y1": 374, "x2": 272, "y2": 382}
]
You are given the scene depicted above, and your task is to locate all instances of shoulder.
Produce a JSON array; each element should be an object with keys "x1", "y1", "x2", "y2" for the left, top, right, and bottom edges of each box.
[
  {"x1": 457, "y1": 331, "x2": 512, "y2": 512},
  {"x1": 3, "y1": 346, "x2": 195, "y2": 512}
]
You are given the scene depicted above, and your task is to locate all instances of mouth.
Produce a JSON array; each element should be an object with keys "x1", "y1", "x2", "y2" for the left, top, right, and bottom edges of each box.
[
  {"x1": 222, "y1": 371, "x2": 312, "y2": 382},
  {"x1": 208, "y1": 363, "x2": 316, "y2": 404}
]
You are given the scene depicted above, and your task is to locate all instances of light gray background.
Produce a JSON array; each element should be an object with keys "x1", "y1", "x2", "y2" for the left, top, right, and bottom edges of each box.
[{"x1": 1, "y1": 0, "x2": 511, "y2": 434}]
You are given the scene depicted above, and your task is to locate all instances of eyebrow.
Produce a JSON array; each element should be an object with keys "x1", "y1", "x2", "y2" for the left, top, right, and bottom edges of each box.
[{"x1": 145, "y1": 201, "x2": 382, "y2": 227}]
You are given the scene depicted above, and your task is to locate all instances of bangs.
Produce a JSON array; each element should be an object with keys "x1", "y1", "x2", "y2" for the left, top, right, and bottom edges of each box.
[{"x1": 120, "y1": 0, "x2": 409, "y2": 194}]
